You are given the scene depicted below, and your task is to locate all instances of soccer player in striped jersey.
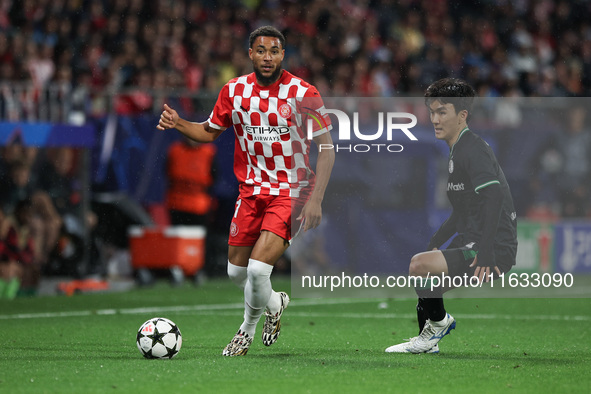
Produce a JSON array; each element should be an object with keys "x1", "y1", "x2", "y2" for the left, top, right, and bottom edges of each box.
[
  {"x1": 157, "y1": 26, "x2": 334, "y2": 356},
  {"x1": 386, "y1": 78, "x2": 517, "y2": 354}
]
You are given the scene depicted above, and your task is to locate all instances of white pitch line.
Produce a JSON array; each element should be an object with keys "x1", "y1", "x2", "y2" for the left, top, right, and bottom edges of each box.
[
  {"x1": 159, "y1": 310, "x2": 591, "y2": 322},
  {"x1": 0, "y1": 310, "x2": 94, "y2": 319},
  {"x1": 287, "y1": 312, "x2": 591, "y2": 321},
  {"x1": 0, "y1": 298, "x2": 375, "y2": 320},
  {"x1": 1, "y1": 298, "x2": 589, "y2": 322}
]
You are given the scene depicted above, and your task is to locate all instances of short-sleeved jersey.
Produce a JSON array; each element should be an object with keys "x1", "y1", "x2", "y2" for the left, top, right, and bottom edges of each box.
[
  {"x1": 446, "y1": 128, "x2": 517, "y2": 253},
  {"x1": 207, "y1": 70, "x2": 332, "y2": 198}
]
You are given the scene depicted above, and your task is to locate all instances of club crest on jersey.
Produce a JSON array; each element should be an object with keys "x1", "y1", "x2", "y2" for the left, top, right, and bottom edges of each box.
[
  {"x1": 449, "y1": 159, "x2": 454, "y2": 173},
  {"x1": 230, "y1": 222, "x2": 239, "y2": 237},
  {"x1": 279, "y1": 103, "x2": 292, "y2": 119}
]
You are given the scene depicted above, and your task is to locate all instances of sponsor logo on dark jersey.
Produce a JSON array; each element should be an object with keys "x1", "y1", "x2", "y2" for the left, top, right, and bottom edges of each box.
[{"x1": 447, "y1": 182, "x2": 465, "y2": 191}]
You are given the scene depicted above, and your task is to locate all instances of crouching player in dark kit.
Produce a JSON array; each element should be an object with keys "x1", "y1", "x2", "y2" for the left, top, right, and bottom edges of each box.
[{"x1": 386, "y1": 78, "x2": 518, "y2": 353}]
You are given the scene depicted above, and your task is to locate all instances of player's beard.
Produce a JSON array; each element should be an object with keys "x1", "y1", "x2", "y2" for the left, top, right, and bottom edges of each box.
[{"x1": 254, "y1": 63, "x2": 283, "y2": 85}]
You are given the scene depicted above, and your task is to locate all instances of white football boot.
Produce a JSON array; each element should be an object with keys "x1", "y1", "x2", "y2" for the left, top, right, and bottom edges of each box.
[{"x1": 385, "y1": 314, "x2": 455, "y2": 353}]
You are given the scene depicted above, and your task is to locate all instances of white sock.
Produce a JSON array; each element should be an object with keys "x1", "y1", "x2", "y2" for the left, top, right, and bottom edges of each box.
[
  {"x1": 266, "y1": 290, "x2": 282, "y2": 315},
  {"x1": 240, "y1": 259, "x2": 274, "y2": 336},
  {"x1": 227, "y1": 261, "x2": 247, "y2": 289},
  {"x1": 228, "y1": 260, "x2": 280, "y2": 314}
]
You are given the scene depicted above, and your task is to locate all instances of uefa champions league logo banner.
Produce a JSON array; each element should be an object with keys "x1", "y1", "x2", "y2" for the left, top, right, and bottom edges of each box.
[{"x1": 291, "y1": 97, "x2": 591, "y2": 299}]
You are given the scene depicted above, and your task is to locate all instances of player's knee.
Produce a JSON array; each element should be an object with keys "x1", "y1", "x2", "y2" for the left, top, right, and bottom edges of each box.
[
  {"x1": 246, "y1": 259, "x2": 273, "y2": 287},
  {"x1": 409, "y1": 254, "x2": 429, "y2": 277},
  {"x1": 227, "y1": 261, "x2": 247, "y2": 289}
]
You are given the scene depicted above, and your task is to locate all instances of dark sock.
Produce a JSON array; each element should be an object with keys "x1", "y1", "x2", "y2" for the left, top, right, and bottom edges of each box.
[
  {"x1": 421, "y1": 297, "x2": 446, "y2": 322},
  {"x1": 416, "y1": 298, "x2": 428, "y2": 334},
  {"x1": 414, "y1": 276, "x2": 446, "y2": 323}
]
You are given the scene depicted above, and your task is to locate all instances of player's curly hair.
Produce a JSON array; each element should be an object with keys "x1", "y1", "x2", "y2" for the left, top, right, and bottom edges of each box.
[
  {"x1": 424, "y1": 78, "x2": 475, "y2": 114},
  {"x1": 249, "y1": 26, "x2": 286, "y2": 49}
]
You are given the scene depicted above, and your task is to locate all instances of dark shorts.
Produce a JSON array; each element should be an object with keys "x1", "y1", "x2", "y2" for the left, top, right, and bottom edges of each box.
[{"x1": 442, "y1": 237, "x2": 516, "y2": 279}]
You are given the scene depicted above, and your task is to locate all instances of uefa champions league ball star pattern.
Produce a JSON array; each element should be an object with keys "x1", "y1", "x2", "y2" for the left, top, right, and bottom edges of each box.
[{"x1": 136, "y1": 318, "x2": 182, "y2": 359}]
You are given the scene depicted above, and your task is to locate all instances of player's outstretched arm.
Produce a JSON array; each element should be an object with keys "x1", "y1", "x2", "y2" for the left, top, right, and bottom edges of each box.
[
  {"x1": 157, "y1": 104, "x2": 223, "y2": 143},
  {"x1": 298, "y1": 131, "x2": 335, "y2": 231}
]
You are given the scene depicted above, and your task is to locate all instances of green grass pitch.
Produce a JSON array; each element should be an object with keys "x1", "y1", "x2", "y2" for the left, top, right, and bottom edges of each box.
[{"x1": 1, "y1": 277, "x2": 590, "y2": 393}]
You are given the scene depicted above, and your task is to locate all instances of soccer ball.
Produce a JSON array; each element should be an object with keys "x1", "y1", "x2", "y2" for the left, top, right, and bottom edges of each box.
[{"x1": 136, "y1": 317, "x2": 182, "y2": 359}]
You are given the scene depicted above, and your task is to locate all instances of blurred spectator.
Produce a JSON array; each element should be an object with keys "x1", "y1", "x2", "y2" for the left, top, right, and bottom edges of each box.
[
  {"x1": 36, "y1": 147, "x2": 100, "y2": 277},
  {"x1": 114, "y1": 67, "x2": 153, "y2": 115},
  {"x1": 166, "y1": 137, "x2": 217, "y2": 227},
  {"x1": 165, "y1": 137, "x2": 219, "y2": 276},
  {"x1": 529, "y1": 105, "x2": 591, "y2": 218},
  {"x1": 26, "y1": 42, "x2": 55, "y2": 89},
  {"x1": 0, "y1": 158, "x2": 38, "y2": 214},
  {"x1": 30, "y1": 189, "x2": 62, "y2": 268},
  {"x1": 0, "y1": 141, "x2": 22, "y2": 182},
  {"x1": 556, "y1": 106, "x2": 591, "y2": 217},
  {"x1": 0, "y1": 205, "x2": 24, "y2": 299},
  {"x1": 0, "y1": 144, "x2": 63, "y2": 270},
  {"x1": 37, "y1": 147, "x2": 81, "y2": 217},
  {"x1": 0, "y1": 199, "x2": 37, "y2": 297}
]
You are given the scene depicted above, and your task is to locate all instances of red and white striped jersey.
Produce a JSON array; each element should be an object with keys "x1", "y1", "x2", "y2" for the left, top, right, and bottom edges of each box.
[{"x1": 207, "y1": 70, "x2": 331, "y2": 197}]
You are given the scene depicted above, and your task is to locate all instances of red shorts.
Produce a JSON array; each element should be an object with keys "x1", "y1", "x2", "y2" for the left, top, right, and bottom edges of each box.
[{"x1": 228, "y1": 193, "x2": 307, "y2": 246}]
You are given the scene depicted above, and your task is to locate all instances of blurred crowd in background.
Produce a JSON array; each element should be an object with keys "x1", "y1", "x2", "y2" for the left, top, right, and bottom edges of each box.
[
  {"x1": 1, "y1": 0, "x2": 591, "y2": 295},
  {"x1": 1, "y1": 0, "x2": 591, "y2": 105}
]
